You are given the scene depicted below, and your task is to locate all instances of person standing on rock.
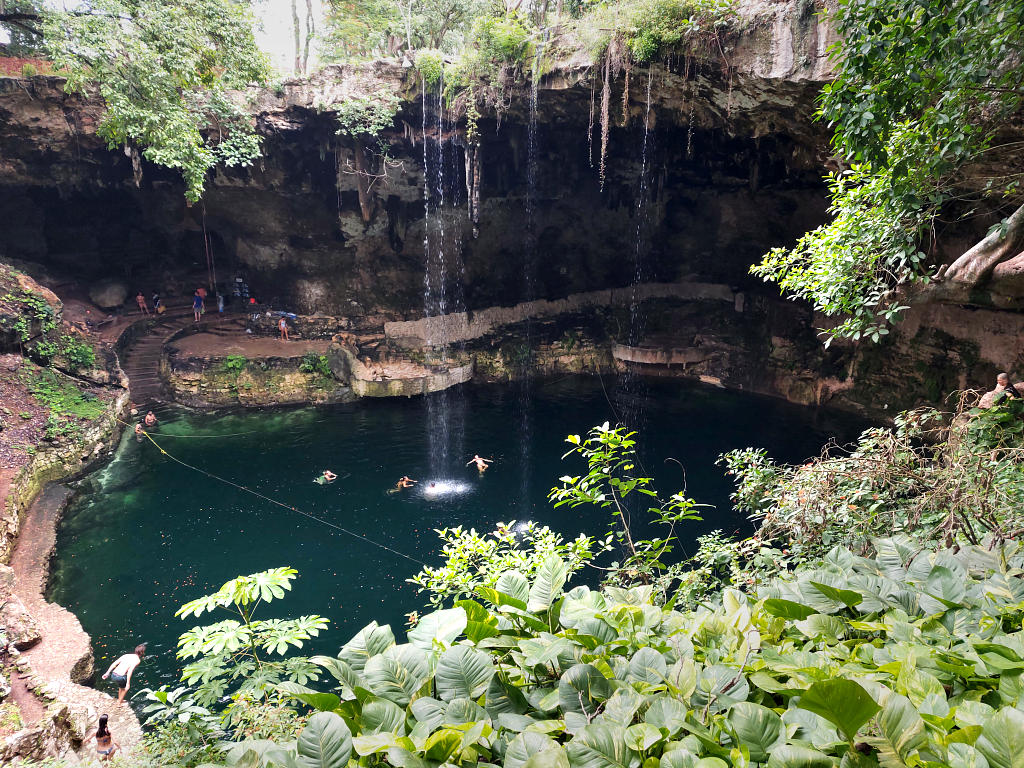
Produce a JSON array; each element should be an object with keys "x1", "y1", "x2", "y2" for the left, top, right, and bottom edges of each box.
[
  {"x1": 193, "y1": 289, "x2": 204, "y2": 323},
  {"x1": 93, "y1": 713, "x2": 119, "y2": 759},
  {"x1": 102, "y1": 643, "x2": 146, "y2": 705},
  {"x1": 279, "y1": 315, "x2": 290, "y2": 341},
  {"x1": 135, "y1": 291, "x2": 150, "y2": 316}
]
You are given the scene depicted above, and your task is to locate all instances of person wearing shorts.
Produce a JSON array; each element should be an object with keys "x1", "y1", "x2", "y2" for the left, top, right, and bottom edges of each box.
[{"x1": 102, "y1": 643, "x2": 146, "y2": 704}]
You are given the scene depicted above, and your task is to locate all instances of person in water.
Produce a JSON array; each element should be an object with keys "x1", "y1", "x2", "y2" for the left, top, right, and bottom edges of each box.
[
  {"x1": 396, "y1": 476, "x2": 417, "y2": 489},
  {"x1": 102, "y1": 643, "x2": 146, "y2": 705},
  {"x1": 467, "y1": 454, "x2": 493, "y2": 473},
  {"x1": 144, "y1": 411, "x2": 158, "y2": 428},
  {"x1": 134, "y1": 423, "x2": 144, "y2": 442},
  {"x1": 315, "y1": 470, "x2": 337, "y2": 484},
  {"x1": 93, "y1": 713, "x2": 119, "y2": 759}
]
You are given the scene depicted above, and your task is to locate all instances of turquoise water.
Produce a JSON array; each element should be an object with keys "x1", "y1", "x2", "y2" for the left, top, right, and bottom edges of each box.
[{"x1": 49, "y1": 377, "x2": 867, "y2": 698}]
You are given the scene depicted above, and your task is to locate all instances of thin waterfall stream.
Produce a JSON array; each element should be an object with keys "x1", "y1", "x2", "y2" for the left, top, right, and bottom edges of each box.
[{"x1": 619, "y1": 67, "x2": 656, "y2": 431}]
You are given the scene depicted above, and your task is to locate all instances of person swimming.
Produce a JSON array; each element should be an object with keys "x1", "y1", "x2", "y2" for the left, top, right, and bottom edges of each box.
[
  {"x1": 467, "y1": 455, "x2": 493, "y2": 473},
  {"x1": 396, "y1": 476, "x2": 417, "y2": 489},
  {"x1": 314, "y1": 470, "x2": 337, "y2": 485}
]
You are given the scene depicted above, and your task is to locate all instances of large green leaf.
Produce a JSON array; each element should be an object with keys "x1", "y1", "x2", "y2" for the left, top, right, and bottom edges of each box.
[
  {"x1": 362, "y1": 644, "x2": 430, "y2": 706},
  {"x1": 338, "y1": 622, "x2": 395, "y2": 673},
  {"x1": 765, "y1": 744, "x2": 835, "y2": 768},
  {"x1": 628, "y1": 647, "x2": 668, "y2": 685},
  {"x1": 523, "y1": 746, "x2": 571, "y2": 768},
  {"x1": 559, "y1": 663, "x2": 612, "y2": 715},
  {"x1": 443, "y1": 697, "x2": 489, "y2": 725},
  {"x1": 763, "y1": 599, "x2": 817, "y2": 620},
  {"x1": 457, "y1": 599, "x2": 500, "y2": 643},
  {"x1": 410, "y1": 696, "x2": 447, "y2": 731},
  {"x1": 976, "y1": 708, "x2": 1024, "y2": 768},
  {"x1": 948, "y1": 743, "x2": 991, "y2": 768},
  {"x1": 796, "y1": 679, "x2": 880, "y2": 742},
  {"x1": 423, "y1": 728, "x2": 463, "y2": 762},
  {"x1": 567, "y1": 723, "x2": 637, "y2": 768},
  {"x1": 277, "y1": 682, "x2": 341, "y2": 713},
  {"x1": 528, "y1": 556, "x2": 570, "y2": 612},
  {"x1": 408, "y1": 607, "x2": 468, "y2": 651},
  {"x1": 808, "y1": 581, "x2": 864, "y2": 609},
  {"x1": 865, "y1": 693, "x2": 926, "y2": 767},
  {"x1": 727, "y1": 701, "x2": 785, "y2": 763},
  {"x1": 644, "y1": 697, "x2": 687, "y2": 736},
  {"x1": 624, "y1": 723, "x2": 664, "y2": 752},
  {"x1": 660, "y1": 748, "x2": 698, "y2": 768},
  {"x1": 309, "y1": 656, "x2": 359, "y2": 691},
  {"x1": 435, "y1": 645, "x2": 495, "y2": 700},
  {"x1": 296, "y1": 712, "x2": 353, "y2": 768},
  {"x1": 486, "y1": 675, "x2": 530, "y2": 717},
  {"x1": 507, "y1": 731, "x2": 558, "y2": 768},
  {"x1": 361, "y1": 696, "x2": 405, "y2": 734}
]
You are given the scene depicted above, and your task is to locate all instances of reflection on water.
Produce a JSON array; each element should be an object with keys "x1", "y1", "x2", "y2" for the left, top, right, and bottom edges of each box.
[{"x1": 50, "y1": 376, "x2": 869, "y2": 697}]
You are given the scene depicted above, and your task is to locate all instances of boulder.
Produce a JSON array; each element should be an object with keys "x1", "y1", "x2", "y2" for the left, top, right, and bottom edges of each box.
[
  {"x1": 0, "y1": 595, "x2": 41, "y2": 650},
  {"x1": 88, "y1": 278, "x2": 128, "y2": 309}
]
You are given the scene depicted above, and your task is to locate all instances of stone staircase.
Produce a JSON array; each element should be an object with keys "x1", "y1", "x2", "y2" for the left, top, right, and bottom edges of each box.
[{"x1": 119, "y1": 307, "x2": 246, "y2": 419}]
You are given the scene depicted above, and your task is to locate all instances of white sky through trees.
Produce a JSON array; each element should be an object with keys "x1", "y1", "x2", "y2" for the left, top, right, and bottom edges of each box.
[{"x1": 1, "y1": 0, "x2": 325, "y2": 76}]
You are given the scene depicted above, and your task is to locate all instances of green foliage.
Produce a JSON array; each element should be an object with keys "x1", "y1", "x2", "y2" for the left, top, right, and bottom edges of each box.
[
  {"x1": 193, "y1": 538, "x2": 1024, "y2": 768},
  {"x1": 41, "y1": 0, "x2": 270, "y2": 202},
  {"x1": 3, "y1": 289, "x2": 56, "y2": 343},
  {"x1": 415, "y1": 48, "x2": 445, "y2": 85},
  {"x1": 331, "y1": 91, "x2": 401, "y2": 138},
  {"x1": 174, "y1": 567, "x2": 329, "y2": 712},
  {"x1": 221, "y1": 355, "x2": 248, "y2": 374},
  {"x1": 320, "y1": 0, "x2": 402, "y2": 60},
  {"x1": 472, "y1": 13, "x2": 534, "y2": 64},
  {"x1": 753, "y1": 0, "x2": 1024, "y2": 342},
  {"x1": 26, "y1": 368, "x2": 105, "y2": 421},
  {"x1": 408, "y1": 522, "x2": 603, "y2": 607},
  {"x1": 299, "y1": 353, "x2": 332, "y2": 379},
  {"x1": 20, "y1": 62, "x2": 37, "y2": 78},
  {"x1": 550, "y1": 423, "x2": 702, "y2": 600},
  {"x1": 719, "y1": 400, "x2": 1024, "y2": 570},
  {"x1": 619, "y1": 0, "x2": 734, "y2": 62},
  {"x1": 58, "y1": 334, "x2": 96, "y2": 372}
]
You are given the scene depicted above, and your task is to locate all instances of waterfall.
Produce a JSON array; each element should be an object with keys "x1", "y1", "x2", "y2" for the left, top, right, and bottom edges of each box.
[
  {"x1": 421, "y1": 74, "x2": 466, "y2": 476},
  {"x1": 514, "y1": 36, "x2": 547, "y2": 512},
  {"x1": 619, "y1": 67, "x2": 656, "y2": 432}
]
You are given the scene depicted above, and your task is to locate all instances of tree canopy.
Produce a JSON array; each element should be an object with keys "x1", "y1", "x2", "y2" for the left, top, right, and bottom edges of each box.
[
  {"x1": 752, "y1": 0, "x2": 1024, "y2": 344},
  {"x1": 2, "y1": 0, "x2": 269, "y2": 201}
]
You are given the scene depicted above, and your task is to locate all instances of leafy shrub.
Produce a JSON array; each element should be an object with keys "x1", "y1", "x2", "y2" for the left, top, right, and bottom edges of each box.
[
  {"x1": 720, "y1": 398, "x2": 1024, "y2": 569},
  {"x1": 220, "y1": 355, "x2": 248, "y2": 374},
  {"x1": 20, "y1": 62, "x2": 36, "y2": 78},
  {"x1": 299, "y1": 353, "x2": 332, "y2": 379},
  {"x1": 332, "y1": 91, "x2": 401, "y2": 138},
  {"x1": 191, "y1": 536, "x2": 1024, "y2": 768},
  {"x1": 173, "y1": 567, "x2": 328, "y2": 710},
  {"x1": 59, "y1": 334, "x2": 96, "y2": 371},
  {"x1": 471, "y1": 13, "x2": 533, "y2": 64},
  {"x1": 415, "y1": 48, "x2": 445, "y2": 85},
  {"x1": 408, "y1": 522, "x2": 602, "y2": 607},
  {"x1": 620, "y1": 0, "x2": 734, "y2": 62},
  {"x1": 26, "y1": 368, "x2": 105, "y2": 420}
]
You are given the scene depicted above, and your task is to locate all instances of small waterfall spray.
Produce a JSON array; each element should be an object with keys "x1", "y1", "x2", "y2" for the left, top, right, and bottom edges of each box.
[{"x1": 619, "y1": 67, "x2": 656, "y2": 431}]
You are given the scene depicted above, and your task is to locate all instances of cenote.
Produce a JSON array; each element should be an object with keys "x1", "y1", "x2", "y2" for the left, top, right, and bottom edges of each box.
[{"x1": 50, "y1": 376, "x2": 867, "y2": 697}]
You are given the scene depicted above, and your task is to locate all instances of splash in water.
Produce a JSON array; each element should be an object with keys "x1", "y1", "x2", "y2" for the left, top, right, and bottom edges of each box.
[{"x1": 420, "y1": 479, "x2": 473, "y2": 499}]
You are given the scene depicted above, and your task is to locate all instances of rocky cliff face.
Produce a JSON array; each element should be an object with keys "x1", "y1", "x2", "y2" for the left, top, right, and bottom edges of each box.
[{"x1": 0, "y1": 0, "x2": 1018, "y2": 415}]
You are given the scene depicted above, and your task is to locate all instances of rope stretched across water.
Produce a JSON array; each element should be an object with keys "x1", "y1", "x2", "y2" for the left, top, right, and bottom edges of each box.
[{"x1": 133, "y1": 424, "x2": 428, "y2": 566}]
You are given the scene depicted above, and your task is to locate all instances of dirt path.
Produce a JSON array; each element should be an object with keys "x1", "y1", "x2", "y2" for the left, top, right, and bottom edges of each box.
[{"x1": 10, "y1": 484, "x2": 143, "y2": 754}]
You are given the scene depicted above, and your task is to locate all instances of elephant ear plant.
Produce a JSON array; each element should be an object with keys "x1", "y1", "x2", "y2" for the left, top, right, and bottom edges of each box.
[{"x1": 183, "y1": 536, "x2": 1024, "y2": 768}]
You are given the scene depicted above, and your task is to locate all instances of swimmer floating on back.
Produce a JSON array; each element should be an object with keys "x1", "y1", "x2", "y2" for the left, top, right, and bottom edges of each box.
[
  {"x1": 314, "y1": 470, "x2": 337, "y2": 485},
  {"x1": 396, "y1": 476, "x2": 417, "y2": 489},
  {"x1": 467, "y1": 455, "x2": 493, "y2": 473}
]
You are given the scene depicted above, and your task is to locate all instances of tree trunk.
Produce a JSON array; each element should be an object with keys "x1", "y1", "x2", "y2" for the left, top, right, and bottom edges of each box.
[
  {"x1": 943, "y1": 201, "x2": 1024, "y2": 287},
  {"x1": 291, "y1": 0, "x2": 302, "y2": 74},
  {"x1": 354, "y1": 143, "x2": 374, "y2": 224},
  {"x1": 302, "y1": 0, "x2": 314, "y2": 74}
]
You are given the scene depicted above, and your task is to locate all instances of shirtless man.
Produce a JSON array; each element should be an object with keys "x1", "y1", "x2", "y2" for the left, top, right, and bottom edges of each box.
[
  {"x1": 144, "y1": 411, "x2": 158, "y2": 428},
  {"x1": 135, "y1": 292, "x2": 150, "y2": 316},
  {"x1": 102, "y1": 644, "x2": 146, "y2": 705},
  {"x1": 467, "y1": 455, "x2": 493, "y2": 473},
  {"x1": 395, "y1": 476, "x2": 417, "y2": 490}
]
